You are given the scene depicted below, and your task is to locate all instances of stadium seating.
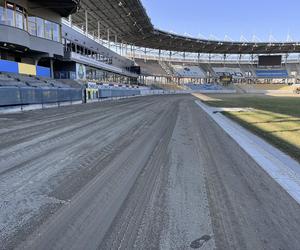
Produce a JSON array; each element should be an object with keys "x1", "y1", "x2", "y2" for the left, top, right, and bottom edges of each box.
[
  {"x1": 255, "y1": 69, "x2": 288, "y2": 78},
  {"x1": 171, "y1": 65, "x2": 206, "y2": 78},
  {"x1": 185, "y1": 83, "x2": 226, "y2": 91},
  {"x1": 0, "y1": 72, "x2": 74, "y2": 88},
  {"x1": 135, "y1": 59, "x2": 167, "y2": 76},
  {"x1": 237, "y1": 83, "x2": 297, "y2": 91},
  {"x1": 0, "y1": 71, "x2": 83, "y2": 107},
  {"x1": 85, "y1": 82, "x2": 142, "y2": 100},
  {"x1": 150, "y1": 83, "x2": 184, "y2": 91},
  {"x1": 212, "y1": 67, "x2": 244, "y2": 78}
]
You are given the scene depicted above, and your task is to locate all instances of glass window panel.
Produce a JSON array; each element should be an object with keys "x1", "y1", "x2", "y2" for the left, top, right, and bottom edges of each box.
[
  {"x1": 15, "y1": 12, "x2": 23, "y2": 29},
  {"x1": 52, "y1": 22, "x2": 60, "y2": 42},
  {"x1": 28, "y1": 16, "x2": 36, "y2": 36},
  {"x1": 36, "y1": 17, "x2": 44, "y2": 38},
  {"x1": 5, "y1": 8, "x2": 14, "y2": 26},
  {"x1": 0, "y1": 7, "x2": 5, "y2": 25},
  {"x1": 44, "y1": 20, "x2": 52, "y2": 40}
]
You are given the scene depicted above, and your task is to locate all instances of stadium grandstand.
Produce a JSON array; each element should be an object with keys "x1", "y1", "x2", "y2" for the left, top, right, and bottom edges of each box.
[
  {"x1": 1, "y1": 0, "x2": 300, "y2": 99},
  {"x1": 1, "y1": 0, "x2": 300, "y2": 249}
]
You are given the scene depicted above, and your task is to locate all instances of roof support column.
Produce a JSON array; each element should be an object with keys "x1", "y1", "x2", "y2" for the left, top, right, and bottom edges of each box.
[
  {"x1": 68, "y1": 15, "x2": 72, "y2": 26},
  {"x1": 208, "y1": 54, "x2": 212, "y2": 83},
  {"x1": 285, "y1": 53, "x2": 289, "y2": 83},
  {"x1": 133, "y1": 44, "x2": 135, "y2": 58},
  {"x1": 107, "y1": 28, "x2": 110, "y2": 49},
  {"x1": 223, "y1": 54, "x2": 227, "y2": 67},
  {"x1": 85, "y1": 10, "x2": 88, "y2": 36},
  {"x1": 97, "y1": 21, "x2": 101, "y2": 42},
  {"x1": 285, "y1": 53, "x2": 289, "y2": 65},
  {"x1": 50, "y1": 59, "x2": 54, "y2": 78},
  {"x1": 115, "y1": 34, "x2": 118, "y2": 53},
  {"x1": 120, "y1": 41, "x2": 123, "y2": 56}
]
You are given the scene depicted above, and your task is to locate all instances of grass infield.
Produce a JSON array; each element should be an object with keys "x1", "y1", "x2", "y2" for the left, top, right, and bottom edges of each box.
[{"x1": 202, "y1": 94, "x2": 300, "y2": 162}]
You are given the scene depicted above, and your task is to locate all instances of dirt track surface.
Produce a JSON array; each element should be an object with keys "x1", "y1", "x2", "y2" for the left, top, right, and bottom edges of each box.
[{"x1": 0, "y1": 95, "x2": 300, "y2": 250}]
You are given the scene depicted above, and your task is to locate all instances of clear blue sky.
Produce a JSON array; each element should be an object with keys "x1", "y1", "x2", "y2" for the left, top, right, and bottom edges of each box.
[{"x1": 140, "y1": 0, "x2": 300, "y2": 42}]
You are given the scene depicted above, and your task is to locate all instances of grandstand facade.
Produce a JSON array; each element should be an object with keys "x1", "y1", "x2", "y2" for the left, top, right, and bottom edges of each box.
[
  {"x1": 0, "y1": 0, "x2": 139, "y2": 85},
  {"x1": 0, "y1": 0, "x2": 300, "y2": 108},
  {"x1": 62, "y1": 0, "x2": 300, "y2": 88},
  {"x1": 134, "y1": 58, "x2": 300, "y2": 86}
]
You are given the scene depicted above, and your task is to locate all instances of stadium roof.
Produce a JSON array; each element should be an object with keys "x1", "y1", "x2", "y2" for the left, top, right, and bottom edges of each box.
[
  {"x1": 71, "y1": 0, "x2": 300, "y2": 54},
  {"x1": 31, "y1": 0, "x2": 79, "y2": 17}
]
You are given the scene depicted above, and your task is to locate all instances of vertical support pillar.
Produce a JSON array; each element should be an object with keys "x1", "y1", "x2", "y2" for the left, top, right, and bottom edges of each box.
[
  {"x1": 208, "y1": 53, "x2": 212, "y2": 83},
  {"x1": 97, "y1": 21, "x2": 100, "y2": 42},
  {"x1": 121, "y1": 42, "x2": 124, "y2": 56},
  {"x1": 107, "y1": 28, "x2": 110, "y2": 49},
  {"x1": 85, "y1": 10, "x2": 88, "y2": 36},
  {"x1": 133, "y1": 44, "x2": 135, "y2": 58},
  {"x1": 285, "y1": 53, "x2": 289, "y2": 84},
  {"x1": 115, "y1": 34, "x2": 118, "y2": 53},
  {"x1": 50, "y1": 59, "x2": 54, "y2": 78},
  {"x1": 68, "y1": 15, "x2": 72, "y2": 26}
]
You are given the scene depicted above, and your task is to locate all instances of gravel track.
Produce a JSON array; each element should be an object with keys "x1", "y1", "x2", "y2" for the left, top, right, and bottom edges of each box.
[{"x1": 0, "y1": 95, "x2": 299, "y2": 250}]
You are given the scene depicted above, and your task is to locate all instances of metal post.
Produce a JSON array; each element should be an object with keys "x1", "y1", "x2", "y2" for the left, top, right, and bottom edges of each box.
[
  {"x1": 85, "y1": 10, "x2": 88, "y2": 36},
  {"x1": 50, "y1": 59, "x2": 54, "y2": 78},
  {"x1": 34, "y1": 58, "x2": 39, "y2": 66},
  {"x1": 107, "y1": 28, "x2": 110, "y2": 48},
  {"x1": 115, "y1": 34, "x2": 118, "y2": 53},
  {"x1": 121, "y1": 42, "x2": 124, "y2": 56},
  {"x1": 208, "y1": 54, "x2": 212, "y2": 83},
  {"x1": 68, "y1": 15, "x2": 72, "y2": 26},
  {"x1": 97, "y1": 21, "x2": 100, "y2": 42},
  {"x1": 285, "y1": 53, "x2": 289, "y2": 84},
  {"x1": 133, "y1": 44, "x2": 135, "y2": 58}
]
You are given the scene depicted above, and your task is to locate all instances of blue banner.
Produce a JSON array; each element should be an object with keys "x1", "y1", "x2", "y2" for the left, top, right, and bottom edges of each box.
[
  {"x1": 0, "y1": 59, "x2": 19, "y2": 74},
  {"x1": 36, "y1": 66, "x2": 51, "y2": 77},
  {"x1": 256, "y1": 70, "x2": 288, "y2": 78}
]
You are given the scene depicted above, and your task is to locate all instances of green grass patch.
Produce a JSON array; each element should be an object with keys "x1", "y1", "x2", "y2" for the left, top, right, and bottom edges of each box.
[
  {"x1": 203, "y1": 94, "x2": 300, "y2": 162},
  {"x1": 204, "y1": 94, "x2": 300, "y2": 117}
]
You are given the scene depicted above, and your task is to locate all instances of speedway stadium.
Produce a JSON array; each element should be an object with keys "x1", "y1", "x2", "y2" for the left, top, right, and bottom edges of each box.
[{"x1": 1, "y1": 0, "x2": 300, "y2": 249}]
